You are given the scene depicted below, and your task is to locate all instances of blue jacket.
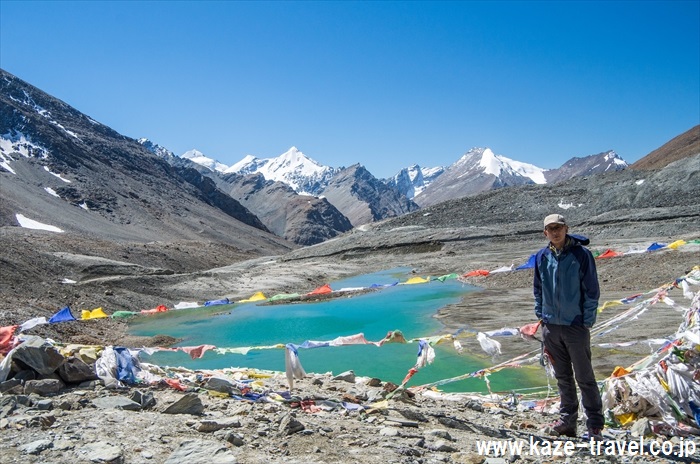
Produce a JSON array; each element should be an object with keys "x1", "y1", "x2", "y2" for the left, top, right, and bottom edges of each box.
[{"x1": 533, "y1": 234, "x2": 600, "y2": 327}]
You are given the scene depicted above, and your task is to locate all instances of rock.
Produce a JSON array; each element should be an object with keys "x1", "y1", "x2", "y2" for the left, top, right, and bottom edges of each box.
[
  {"x1": 164, "y1": 439, "x2": 237, "y2": 464},
  {"x1": 379, "y1": 426, "x2": 399, "y2": 437},
  {"x1": 194, "y1": 417, "x2": 242, "y2": 432},
  {"x1": 278, "y1": 413, "x2": 305, "y2": 435},
  {"x1": 19, "y1": 439, "x2": 53, "y2": 455},
  {"x1": 202, "y1": 376, "x2": 238, "y2": 394},
  {"x1": 36, "y1": 399, "x2": 53, "y2": 410},
  {"x1": 341, "y1": 392, "x2": 361, "y2": 403},
  {"x1": 13, "y1": 369, "x2": 38, "y2": 382},
  {"x1": 53, "y1": 439, "x2": 74, "y2": 451},
  {"x1": 397, "y1": 408, "x2": 429, "y2": 422},
  {"x1": 24, "y1": 378, "x2": 64, "y2": 396},
  {"x1": 57, "y1": 356, "x2": 98, "y2": 384},
  {"x1": 383, "y1": 382, "x2": 399, "y2": 393},
  {"x1": 130, "y1": 390, "x2": 156, "y2": 409},
  {"x1": 162, "y1": 393, "x2": 204, "y2": 415},
  {"x1": 92, "y1": 396, "x2": 142, "y2": 411},
  {"x1": 0, "y1": 378, "x2": 22, "y2": 394},
  {"x1": 333, "y1": 370, "x2": 356, "y2": 383},
  {"x1": 224, "y1": 432, "x2": 246, "y2": 446},
  {"x1": 385, "y1": 416, "x2": 420, "y2": 427},
  {"x1": 56, "y1": 400, "x2": 73, "y2": 410},
  {"x1": 437, "y1": 416, "x2": 474, "y2": 431},
  {"x1": 466, "y1": 400, "x2": 484, "y2": 412},
  {"x1": 38, "y1": 414, "x2": 56, "y2": 428},
  {"x1": 77, "y1": 441, "x2": 123, "y2": 463},
  {"x1": 366, "y1": 377, "x2": 382, "y2": 387},
  {"x1": 426, "y1": 439, "x2": 458, "y2": 452},
  {"x1": 428, "y1": 429, "x2": 454, "y2": 441},
  {"x1": 0, "y1": 396, "x2": 18, "y2": 418},
  {"x1": 12, "y1": 336, "x2": 65, "y2": 375}
]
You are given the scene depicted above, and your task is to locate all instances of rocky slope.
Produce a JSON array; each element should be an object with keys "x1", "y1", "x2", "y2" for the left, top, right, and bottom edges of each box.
[
  {"x1": 0, "y1": 69, "x2": 292, "y2": 252},
  {"x1": 630, "y1": 125, "x2": 700, "y2": 170},
  {"x1": 543, "y1": 150, "x2": 627, "y2": 184},
  {"x1": 320, "y1": 164, "x2": 420, "y2": 227},
  {"x1": 217, "y1": 172, "x2": 353, "y2": 246}
]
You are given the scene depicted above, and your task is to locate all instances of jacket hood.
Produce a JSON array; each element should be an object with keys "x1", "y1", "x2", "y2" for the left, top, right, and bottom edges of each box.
[{"x1": 569, "y1": 234, "x2": 590, "y2": 246}]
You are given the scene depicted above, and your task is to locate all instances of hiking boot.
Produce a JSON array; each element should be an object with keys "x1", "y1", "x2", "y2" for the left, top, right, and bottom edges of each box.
[
  {"x1": 549, "y1": 419, "x2": 577, "y2": 437},
  {"x1": 584, "y1": 428, "x2": 604, "y2": 440}
]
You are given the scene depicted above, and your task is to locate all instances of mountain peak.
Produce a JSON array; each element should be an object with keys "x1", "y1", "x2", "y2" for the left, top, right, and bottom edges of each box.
[
  {"x1": 276, "y1": 146, "x2": 320, "y2": 168},
  {"x1": 478, "y1": 148, "x2": 501, "y2": 176},
  {"x1": 227, "y1": 154, "x2": 258, "y2": 173},
  {"x1": 226, "y1": 147, "x2": 337, "y2": 195},
  {"x1": 180, "y1": 149, "x2": 228, "y2": 172},
  {"x1": 180, "y1": 149, "x2": 199, "y2": 158}
]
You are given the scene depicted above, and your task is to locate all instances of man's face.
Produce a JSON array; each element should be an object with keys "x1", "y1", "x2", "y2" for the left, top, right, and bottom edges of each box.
[{"x1": 544, "y1": 223, "x2": 568, "y2": 249}]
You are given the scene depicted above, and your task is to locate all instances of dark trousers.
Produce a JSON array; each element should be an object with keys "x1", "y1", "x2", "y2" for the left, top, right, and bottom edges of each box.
[{"x1": 543, "y1": 324, "x2": 605, "y2": 430}]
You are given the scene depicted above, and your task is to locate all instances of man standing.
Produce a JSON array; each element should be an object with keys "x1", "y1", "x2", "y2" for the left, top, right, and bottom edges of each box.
[{"x1": 534, "y1": 213, "x2": 604, "y2": 439}]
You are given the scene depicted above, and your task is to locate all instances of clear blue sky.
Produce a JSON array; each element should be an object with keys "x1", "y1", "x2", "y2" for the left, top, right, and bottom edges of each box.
[{"x1": 1, "y1": 1, "x2": 698, "y2": 178}]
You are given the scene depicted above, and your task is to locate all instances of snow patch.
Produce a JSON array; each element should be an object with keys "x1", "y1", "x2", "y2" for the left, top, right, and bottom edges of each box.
[
  {"x1": 558, "y1": 201, "x2": 576, "y2": 210},
  {"x1": 605, "y1": 151, "x2": 628, "y2": 166},
  {"x1": 558, "y1": 200, "x2": 583, "y2": 209},
  {"x1": 15, "y1": 214, "x2": 64, "y2": 233},
  {"x1": 43, "y1": 166, "x2": 71, "y2": 183},
  {"x1": 44, "y1": 187, "x2": 60, "y2": 198},
  {"x1": 635, "y1": 179, "x2": 645, "y2": 185},
  {"x1": 12, "y1": 92, "x2": 80, "y2": 139},
  {"x1": 0, "y1": 131, "x2": 49, "y2": 159},
  {"x1": 0, "y1": 159, "x2": 16, "y2": 174},
  {"x1": 53, "y1": 122, "x2": 79, "y2": 139}
]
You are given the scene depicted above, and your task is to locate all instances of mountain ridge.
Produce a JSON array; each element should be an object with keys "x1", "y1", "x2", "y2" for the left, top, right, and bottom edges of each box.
[
  {"x1": 0, "y1": 69, "x2": 293, "y2": 253},
  {"x1": 177, "y1": 143, "x2": 629, "y2": 210}
]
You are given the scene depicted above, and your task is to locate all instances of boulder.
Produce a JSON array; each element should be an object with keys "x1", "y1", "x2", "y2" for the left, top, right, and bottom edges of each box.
[
  {"x1": 57, "y1": 357, "x2": 98, "y2": 384},
  {"x1": 13, "y1": 337, "x2": 65, "y2": 376},
  {"x1": 162, "y1": 393, "x2": 204, "y2": 415},
  {"x1": 24, "y1": 378, "x2": 64, "y2": 396}
]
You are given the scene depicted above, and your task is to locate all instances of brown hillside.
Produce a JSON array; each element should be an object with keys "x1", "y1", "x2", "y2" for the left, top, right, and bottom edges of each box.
[{"x1": 630, "y1": 124, "x2": 700, "y2": 170}]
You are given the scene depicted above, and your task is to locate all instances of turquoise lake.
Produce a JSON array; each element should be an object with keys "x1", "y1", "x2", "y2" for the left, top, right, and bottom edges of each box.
[{"x1": 130, "y1": 268, "x2": 546, "y2": 393}]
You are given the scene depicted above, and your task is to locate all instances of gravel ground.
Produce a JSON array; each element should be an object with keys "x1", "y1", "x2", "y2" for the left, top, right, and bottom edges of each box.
[{"x1": 1, "y1": 225, "x2": 698, "y2": 464}]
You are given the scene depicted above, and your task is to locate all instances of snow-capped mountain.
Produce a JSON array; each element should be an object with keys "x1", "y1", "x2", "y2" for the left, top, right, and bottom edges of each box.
[
  {"x1": 137, "y1": 138, "x2": 174, "y2": 160},
  {"x1": 544, "y1": 150, "x2": 628, "y2": 183},
  {"x1": 458, "y1": 147, "x2": 546, "y2": 184},
  {"x1": 385, "y1": 164, "x2": 445, "y2": 200},
  {"x1": 182, "y1": 149, "x2": 229, "y2": 173},
  {"x1": 136, "y1": 140, "x2": 354, "y2": 245},
  {"x1": 225, "y1": 147, "x2": 339, "y2": 196},
  {"x1": 174, "y1": 146, "x2": 340, "y2": 196},
  {"x1": 415, "y1": 147, "x2": 547, "y2": 207}
]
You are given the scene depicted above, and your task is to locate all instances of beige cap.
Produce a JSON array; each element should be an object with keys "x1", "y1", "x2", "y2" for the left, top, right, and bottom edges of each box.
[{"x1": 544, "y1": 214, "x2": 566, "y2": 228}]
